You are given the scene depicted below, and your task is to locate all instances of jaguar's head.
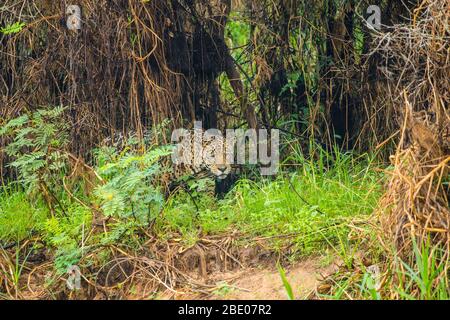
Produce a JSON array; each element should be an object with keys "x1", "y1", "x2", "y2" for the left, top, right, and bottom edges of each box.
[
  {"x1": 172, "y1": 129, "x2": 235, "y2": 181},
  {"x1": 204, "y1": 145, "x2": 233, "y2": 180}
]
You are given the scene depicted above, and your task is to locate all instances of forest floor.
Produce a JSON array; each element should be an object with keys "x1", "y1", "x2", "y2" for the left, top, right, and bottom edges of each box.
[{"x1": 179, "y1": 257, "x2": 338, "y2": 300}]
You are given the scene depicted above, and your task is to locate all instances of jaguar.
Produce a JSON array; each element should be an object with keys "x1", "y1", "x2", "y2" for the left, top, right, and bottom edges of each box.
[
  {"x1": 161, "y1": 129, "x2": 236, "y2": 197},
  {"x1": 102, "y1": 128, "x2": 236, "y2": 196}
]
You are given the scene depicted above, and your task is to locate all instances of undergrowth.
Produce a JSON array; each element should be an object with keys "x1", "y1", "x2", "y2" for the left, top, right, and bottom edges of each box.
[
  {"x1": 8, "y1": 107, "x2": 448, "y2": 300},
  {"x1": 158, "y1": 145, "x2": 383, "y2": 257},
  {"x1": 319, "y1": 236, "x2": 450, "y2": 300},
  {"x1": 0, "y1": 186, "x2": 48, "y2": 243}
]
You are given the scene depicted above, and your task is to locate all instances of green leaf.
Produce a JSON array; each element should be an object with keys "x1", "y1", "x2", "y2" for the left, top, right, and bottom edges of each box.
[
  {"x1": 278, "y1": 264, "x2": 295, "y2": 300},
  {"x1": 0, "y1": 114, "x2": 29, "y2": 135},
  {"x1": 0, "y1": 22, "x2": 26, "y2": 35}
]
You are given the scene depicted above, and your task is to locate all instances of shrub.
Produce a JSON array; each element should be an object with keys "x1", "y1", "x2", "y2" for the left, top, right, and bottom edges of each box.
[
  {"x1": 94, "y1": 143, "x2": 173, "y2": 225},
  {"x1": 0, "y1": 107, "x2": 69, "y2": 202}
]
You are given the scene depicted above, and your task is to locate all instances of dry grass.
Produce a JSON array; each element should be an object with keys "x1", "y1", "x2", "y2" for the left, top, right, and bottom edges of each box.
[
  {"x1": 370, "y1": 0, "x2": 449, "y2": 253},
  {"x1": 0, "y1": 0, "x2": 233, "y2": 169}
]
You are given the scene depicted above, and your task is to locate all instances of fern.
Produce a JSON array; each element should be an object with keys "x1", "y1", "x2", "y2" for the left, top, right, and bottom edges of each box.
[
  {"x1": 94, "y1": 144, "x2": 173, "y2": 225},
  {"x1": 0, "y1": 21, "x2": 26, "y2": 35},
  {"x1": 0, "y1": 106, "x2": 69, "y2": 199},
  {"x1": 42, "y1": 203, "x2": 92, "y2": 274}
]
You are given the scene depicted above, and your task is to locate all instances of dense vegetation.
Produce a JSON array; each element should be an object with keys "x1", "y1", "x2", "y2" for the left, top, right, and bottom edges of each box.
[{"x1": 0, "y1": 0, "x2": 448, "y2": 300}]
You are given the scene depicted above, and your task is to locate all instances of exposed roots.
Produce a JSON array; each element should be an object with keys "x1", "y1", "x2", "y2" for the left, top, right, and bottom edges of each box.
[{"x1": 0, "y1": 233, "x2": 272, "y2": 300}]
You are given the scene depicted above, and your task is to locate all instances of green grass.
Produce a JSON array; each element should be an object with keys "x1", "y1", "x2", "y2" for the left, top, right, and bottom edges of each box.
[
  {"x1": 158, "y1": 147, "x2": 383, "y2": 255},
  {"x1": 323, "y1": 237, "x2": 450, "y2": 300},
  {"x1": 0, "y1": 145, "x2": 384, "y2": 265},
  {"x1": 0, "y1": 187, "x2": 48, "y2": 242},
  {"x1": 394, "y1": 239, "x2": 450, "y2": 300},
  {"x1": 0, "y1": 185, "x2": 92, "y2": 274}
]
